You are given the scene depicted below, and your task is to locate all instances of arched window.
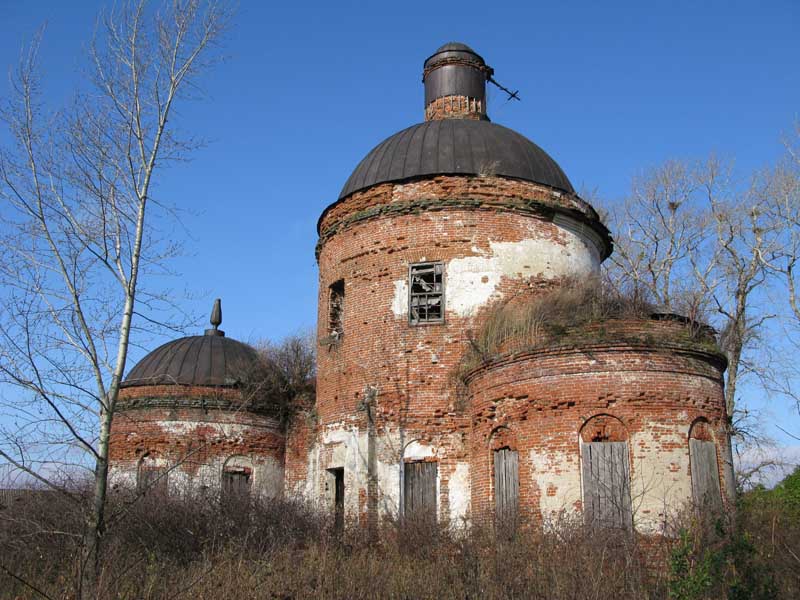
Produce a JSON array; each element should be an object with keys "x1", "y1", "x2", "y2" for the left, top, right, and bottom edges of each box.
[
  {"x1": 689, "y1": 419, "x2": 722, "y2": 510},
  {"x1": 137, "y1": 453, "x2": 167, "y2": 496},
  {"x1": 580, "y1": 415, "x2": 632, "y2": 530},
  {"x1": 222, "y1": 456, "x2": 253, "y2": 503}
]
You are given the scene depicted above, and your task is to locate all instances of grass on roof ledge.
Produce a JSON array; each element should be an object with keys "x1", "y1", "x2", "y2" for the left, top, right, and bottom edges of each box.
[{"x1": 458, "y1": 277, "x2": 720, "y2": 377}]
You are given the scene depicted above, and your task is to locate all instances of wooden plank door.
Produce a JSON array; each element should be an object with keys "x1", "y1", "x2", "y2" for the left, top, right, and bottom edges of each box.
[
  {"x1": 582, "y1": 441, "x2": 632, "y2": 530},
  {"x1": 494, "y1": 448, "x2": 519, "y2": 526},
  {"x1": 404, "y1": 462, "x2": 437, "y2": 523},
  {"x1": 689, "y1": 439, "x2": 722, "y2": 510}
]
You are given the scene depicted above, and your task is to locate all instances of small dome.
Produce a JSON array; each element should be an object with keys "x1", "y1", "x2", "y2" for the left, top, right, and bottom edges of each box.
[
  {"x1": 338, "y1": 119, "x2": 574, "y2": 199},
  {"x1": 122, "y1": 299, "x2": 260, "y2": 388},
  {"x1": 122, "y1": 334, "x2": 259, "y2": 388}
]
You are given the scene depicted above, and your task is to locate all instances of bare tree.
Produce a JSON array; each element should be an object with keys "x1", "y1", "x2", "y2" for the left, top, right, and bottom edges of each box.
[
  {"x1": 758, "y1": 126, "x2": 800, "y2": 412},
  {"x1": 0, "y1": 1, "x2": 231, "y2": 593},
  {"x1": 605, "y1": 156, "x2": 787, "y2": 502},
  {"x1": 251, "y1": 332, "x2": 317, "y2": 424}
]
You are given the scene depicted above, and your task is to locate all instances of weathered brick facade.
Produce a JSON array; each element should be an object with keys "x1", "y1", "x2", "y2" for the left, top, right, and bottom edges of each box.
[
  {"x1": 111, "y1": 42, "x2": 732, "y2": 533},
  {"x1": 109, "y1": 384, "x2": 285, "y2": 499},
  {"x1": 284, "y1": 42, "x2": 732, "y2": 531},
  {"x1": 466, "y1": 319, "x2": 729, "y2": 531}
]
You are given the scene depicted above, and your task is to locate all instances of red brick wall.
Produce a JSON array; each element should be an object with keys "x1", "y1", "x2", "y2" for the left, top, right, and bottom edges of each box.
[
  {"x1": 466, "y1": 329, "x2": 728, "y2": 527},
  {"x1": 303, "y1": 173, "x2": 607, "y2": 523},
  {"x1": 315, "y1": 206, "x2": 599, "y2": 430},
  {"x1": 110, "y1": 386, "x2": 285, "y2": 495},
  {"x1": 424, "y1": 95, "x2": 484, "y2": 121},
  {"x1": 318, "y1": 175, "x2": 605, "y2": 250}
]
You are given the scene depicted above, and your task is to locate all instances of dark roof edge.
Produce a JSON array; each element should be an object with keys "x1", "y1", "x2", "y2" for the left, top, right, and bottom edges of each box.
[
  {"x1": 315, "y1": 182, "x2": 614, "y2": 260},
  {"x1": 320, "y1": 173, "x2": 584, "y2": 234}
]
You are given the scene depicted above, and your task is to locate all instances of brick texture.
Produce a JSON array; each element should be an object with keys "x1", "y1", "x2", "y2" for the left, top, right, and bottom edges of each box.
[{"x1": 466, "y1": 320, "x2": 729, "y2": 527}]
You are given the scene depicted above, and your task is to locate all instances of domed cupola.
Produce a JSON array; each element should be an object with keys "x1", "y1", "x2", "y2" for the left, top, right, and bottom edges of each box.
[
  {"x1": 335, "y1": 41, "x2": 577, "y2": 202},
  {"x1": 109, "y1": 299, "x2": 286, "y2": 502},
  {"x1": 122, "y1": 299, "x2": 259, "y2": 388}
]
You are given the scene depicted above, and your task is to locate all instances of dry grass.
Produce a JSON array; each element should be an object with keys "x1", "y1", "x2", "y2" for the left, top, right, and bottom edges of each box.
[
  {"x1": 1, "y1": 489, "x2": 795, "y2": 599},
  {"x1": 459, "y1": 276, "x2": 716, "y2": 377}
]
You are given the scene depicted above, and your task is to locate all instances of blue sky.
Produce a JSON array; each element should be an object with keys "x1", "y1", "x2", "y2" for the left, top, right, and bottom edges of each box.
[{"x1": 1, "y1": 1, "x2": 799, "y2": 452}]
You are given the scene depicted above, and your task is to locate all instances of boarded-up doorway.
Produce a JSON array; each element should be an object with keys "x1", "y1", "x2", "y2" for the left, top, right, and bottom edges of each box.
[
  {"x1": 582, "y1": 441, "x2": 632, "y2": 530},
  {"x1": 689, "y1": 438, "x2": 722, "y2": 511},
  {"x1": 494, "y1": 448, "x2": 519, "y2": 529},
  {"x1": 404, "y1": 461, "x2": 437, "y2": 523}
]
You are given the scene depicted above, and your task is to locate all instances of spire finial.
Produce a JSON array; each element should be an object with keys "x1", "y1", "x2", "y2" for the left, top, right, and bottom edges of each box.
[{"x1": 205, "y1": 298, "x2": 225, "y2": 336}]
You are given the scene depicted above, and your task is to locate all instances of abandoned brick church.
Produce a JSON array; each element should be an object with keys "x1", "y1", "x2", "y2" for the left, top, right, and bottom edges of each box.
[{"x1": 109, "y1": 43, "x2": 733, "y2": 533}]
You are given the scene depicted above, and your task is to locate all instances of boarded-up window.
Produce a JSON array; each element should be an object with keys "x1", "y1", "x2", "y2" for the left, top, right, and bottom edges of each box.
[
  {"x1": 689, "y1": 439, "x2": 722, "y2": 510},
  {"x1": 329, "y1": 280, "x2": 344, "y2": 337},
  {"x1": 494, "y1": 448, "x2": 519, "y2": 526},
  {"x1": 222, "y1": 468, "x2": 251, "y2": 502},
  {"x1": 582, "y1": 441, "x2": 632, "y2": 530},
  {"x1": 137, "y1": 465, "x2": 167, "y2": 496},
  {"x1": 409, "y1": 263, "x2": 444, "y2": 324},
  {"x1": 404, "y1": 462, "x2": 437, "y2": 522}
]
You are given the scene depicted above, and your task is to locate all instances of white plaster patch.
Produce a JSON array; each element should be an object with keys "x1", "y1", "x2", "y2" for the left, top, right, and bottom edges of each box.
[
  {"x1": 448, "y1": 462, "x2": 470, "y2": 525},
  {"x1": 529, "y1": 448, "x2": 582, "y2": 523},
  {"x1": 392, "y1": 279, "x2": 408, "y2": 316},
  {"x1": 446, "y1": 233, "x2": 600, "y2": 318},
  {"x1": 630, "y1": 427, "x2": 692, "y2": 534},
  {"x1": 403, "y1": 440, "x2": 436, "y2": 461}
]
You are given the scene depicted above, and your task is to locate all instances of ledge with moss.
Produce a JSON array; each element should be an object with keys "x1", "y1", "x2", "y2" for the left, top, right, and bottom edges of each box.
[{"x1": 459, "y1": 314, "x2": 727, "y2": 385}]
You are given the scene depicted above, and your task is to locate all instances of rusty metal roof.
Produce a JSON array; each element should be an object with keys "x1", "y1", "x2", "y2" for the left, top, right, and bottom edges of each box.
[
  {"x1": 121, "y1": 334, "x2": 259, "y2": 388},
  {"x1": 122, "y1": 299, "x2": 260, "y2": 388},
  {"x1": 338, "y1": 119, "x2": 575, "y2": 200}
]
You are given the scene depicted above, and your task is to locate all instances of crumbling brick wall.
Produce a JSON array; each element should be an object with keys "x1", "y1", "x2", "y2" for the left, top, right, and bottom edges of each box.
[
  {"x1": 294, "y1": 173, "x2": 608, "y2": 524},
  {"x1": 109, "y1": 385, "x2": 285, "y2": 499},
  {"x1": 465, "y1": 319, "x2": 729, "y2": 533}
]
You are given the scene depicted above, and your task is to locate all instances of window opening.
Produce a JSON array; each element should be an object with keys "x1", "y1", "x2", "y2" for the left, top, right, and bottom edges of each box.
[
  {"x1": 137, "y1": 457, "x2": 168, "y2": 497},
  {"x1": 329, "y1": 280, "x2": 345, "y2": 338},
  {"x1": 403, "y1": 461, "x2": 437, "y2": 523},
  {"x1": 222, "y1": 466, "x2": 251, "y2": 502},
  {"x1": 409, "y1": 262, "x2": 444, "y2": 324},
  {"x1": 327, "y1": 467, "x2": 345, "y2": 532},
  {"x1": 689, "y1": 422, "x2": 722, "y2": 511}
]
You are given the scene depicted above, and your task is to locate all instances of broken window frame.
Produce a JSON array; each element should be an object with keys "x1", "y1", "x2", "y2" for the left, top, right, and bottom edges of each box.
[
  {"x1": 408, "y1": 262, "x2": 445, "y2": 325},
  {"x1": 328, "y1": 279, "x2": 345, "y2": 338}
]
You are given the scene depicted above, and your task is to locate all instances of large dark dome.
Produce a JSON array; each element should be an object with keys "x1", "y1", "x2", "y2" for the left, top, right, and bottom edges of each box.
[{"x1": 338, "y1": 119, "x2": 574, "y2": 199}]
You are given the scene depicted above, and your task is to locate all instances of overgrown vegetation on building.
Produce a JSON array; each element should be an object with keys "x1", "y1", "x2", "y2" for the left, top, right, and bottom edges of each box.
[{"x1": 459, "y1": 276, "x2": 720, "y2": 378}]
